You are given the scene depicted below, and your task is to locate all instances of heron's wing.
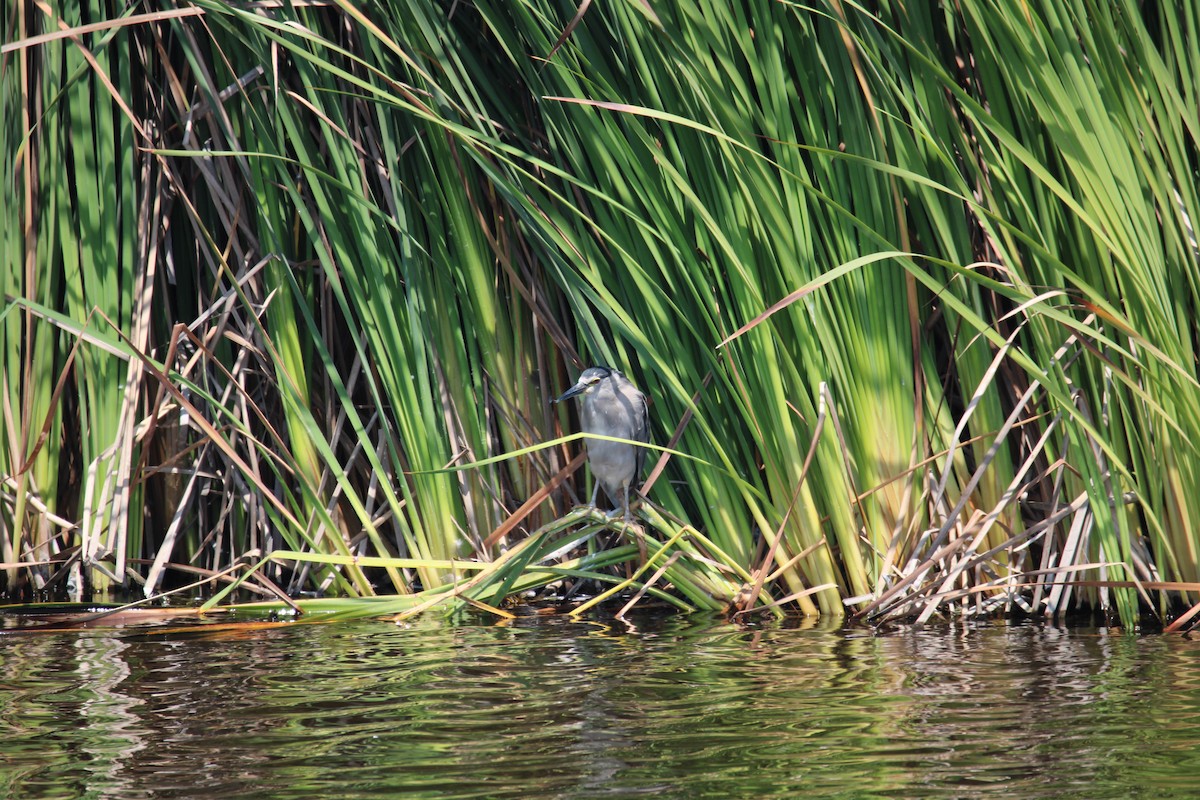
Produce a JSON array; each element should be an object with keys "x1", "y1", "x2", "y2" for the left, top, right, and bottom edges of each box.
[{"x1": 633, "y1": 391, "x2": 650, "y2": 487}]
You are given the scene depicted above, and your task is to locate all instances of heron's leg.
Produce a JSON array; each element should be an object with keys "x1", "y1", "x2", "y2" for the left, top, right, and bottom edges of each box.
[
  {"x1": 620, "y1": 482, "x2": 647, "y2": 564},
  {"x1": 589, "y1": 480, "x2": 601, "y2": 510}
]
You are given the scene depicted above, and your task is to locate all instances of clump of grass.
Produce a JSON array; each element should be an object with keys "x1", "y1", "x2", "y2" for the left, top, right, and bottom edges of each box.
[{"x1": 3, "y1": 1, "x2": 1199, "y2": 626}]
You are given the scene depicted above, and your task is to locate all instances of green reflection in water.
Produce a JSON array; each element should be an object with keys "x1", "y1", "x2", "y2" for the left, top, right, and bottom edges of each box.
[{"x1": 2, "y1": 617, "x2": 1200, "y2": 799}]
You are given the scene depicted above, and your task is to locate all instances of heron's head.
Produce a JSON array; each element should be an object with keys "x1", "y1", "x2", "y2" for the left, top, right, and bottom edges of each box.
[{"x1": 552, "y1": 366, "x2": 614, "y2": 404}]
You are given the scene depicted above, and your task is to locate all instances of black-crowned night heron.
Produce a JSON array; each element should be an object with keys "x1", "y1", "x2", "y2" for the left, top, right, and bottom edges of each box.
[{"x1": 553, "y1": 366, "x2": 649, "y2": 523}]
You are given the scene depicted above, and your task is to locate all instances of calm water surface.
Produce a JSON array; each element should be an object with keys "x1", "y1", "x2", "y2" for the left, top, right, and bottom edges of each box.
[{"x1": 2, "y1": 614, "x2": 1199, "y2": 799}]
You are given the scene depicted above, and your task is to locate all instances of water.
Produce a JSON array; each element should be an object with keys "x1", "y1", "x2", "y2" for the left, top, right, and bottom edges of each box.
[{"x1": 2, "y1": 614, "x2": 1199, "y2": 799}]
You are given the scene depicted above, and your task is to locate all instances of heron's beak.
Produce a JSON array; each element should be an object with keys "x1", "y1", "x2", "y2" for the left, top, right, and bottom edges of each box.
[{"x1": 552, "y1": 382, "x2": 587, "y2": 404}]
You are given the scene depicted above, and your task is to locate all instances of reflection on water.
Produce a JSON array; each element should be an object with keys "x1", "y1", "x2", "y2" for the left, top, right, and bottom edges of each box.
[{"x1": 2, "y1": 615, "x2": 1199, "y2": 799}]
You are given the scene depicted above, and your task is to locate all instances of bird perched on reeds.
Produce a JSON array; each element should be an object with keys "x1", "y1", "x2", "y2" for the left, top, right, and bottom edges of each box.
[{"x1": 552, "y1": 366, "x2": 649, "y2": 524}]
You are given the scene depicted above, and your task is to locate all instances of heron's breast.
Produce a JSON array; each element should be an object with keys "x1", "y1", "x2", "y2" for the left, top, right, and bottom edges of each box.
[{"x1": 584, "y1": 440, "x2": 637, "y2": 482}]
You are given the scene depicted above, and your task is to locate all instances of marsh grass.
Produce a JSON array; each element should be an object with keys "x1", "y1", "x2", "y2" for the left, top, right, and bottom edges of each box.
[{"x1": 4, "y1": 0, "x2": 1200, "y2": 627}]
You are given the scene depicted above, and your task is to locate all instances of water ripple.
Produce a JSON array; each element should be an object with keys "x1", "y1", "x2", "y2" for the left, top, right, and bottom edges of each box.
[{"x1": 3, "y1": 617, "x2": 1200, "y2": 798}]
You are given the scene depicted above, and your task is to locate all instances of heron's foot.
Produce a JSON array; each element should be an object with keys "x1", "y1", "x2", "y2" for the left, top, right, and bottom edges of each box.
[
  {"x1": 602, "y1": 507, "x2": 644, "y2": 536},
  {"x1": 569, "y1": 504, "x2": 612, "y2": 527}
]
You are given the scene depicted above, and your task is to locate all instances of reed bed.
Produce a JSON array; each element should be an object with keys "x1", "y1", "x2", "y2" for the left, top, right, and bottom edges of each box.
[{"x1": 3, "y1": 0, "x2": 1199, "y2": 627}]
